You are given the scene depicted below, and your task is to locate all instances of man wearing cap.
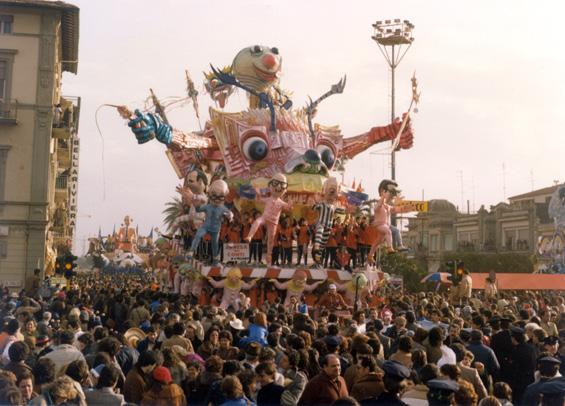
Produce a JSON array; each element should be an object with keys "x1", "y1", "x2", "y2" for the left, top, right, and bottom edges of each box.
[
  {"x1": 543, "y1": 335, "x2": 565, "y2": 375},
  {"x1": 522, "y1": 356, "x2": 562, "y2": 406},
  {"x1": 299, "y1": 354, "x2": 348, "y2": 405},
  {"x1": 507, "y1": 326, "x2": 537, "y2": 404},
  {"x1": 361, "y1": 360, "x2": 410, "y2": 406},
  {"x1": 426, "y1": 379, "x2": 459, "y2": 406},
  {"x1": 317, "y1": 284, "x2": 348, "y2": 311}
]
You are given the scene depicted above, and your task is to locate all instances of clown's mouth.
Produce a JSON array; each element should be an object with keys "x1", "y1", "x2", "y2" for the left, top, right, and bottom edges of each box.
[{"x1": 253, "y1": 64, "x2": 280, "y2": 82}]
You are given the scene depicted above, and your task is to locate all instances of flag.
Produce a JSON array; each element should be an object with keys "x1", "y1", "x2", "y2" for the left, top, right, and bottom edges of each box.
[
  {"x1": 356, "y1": 181, "x2": 363, "y2": 192},
  {"x1": 148, "y1": 227, "x2": 154, "y2": 239},
  {"x1": 112, "y1": 224, "x2": 116, "y2": 237},
  {"x1": 98, "y1": 226, "x2": 102, "y2": 240},
  {"x1": 351, "y1": 178, "x2": 356, "y2": 189}
]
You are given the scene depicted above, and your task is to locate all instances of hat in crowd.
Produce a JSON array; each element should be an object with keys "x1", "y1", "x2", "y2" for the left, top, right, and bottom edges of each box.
[
  {"x1": 511, "y1": 326, "x2": 525, "y2": 336},
  {"x1": 152, "y1": 366, "x2": 173, "y2": 384},
  {"x1": 329, "y1": 284, "x2": 337, "y2": 290},
  {"x1": 544, "y1": 336, "x2": 559, "y2": 346},
  {"x1": 382, "y1": 360, "x2": 411, "y2": 380},
  {"x1": 35, "y1": 335, "x2": 50, "y2": 346},
  {"x1": 298, "y1": 304, "x2": 308, "y2": 315},
  {"x1": 427, "y1": 379, "x2": 459, "y2": 393},
  {"x1": 229, "y1": 318, "x2": 244, "y2": 330},
  {"x1": 324, "y1": 336, "x2": 341, "y2": 348},
  {"x1": 538, "y1": 356, "x2": 561, "y2": 366},
  {"x1": 186, "y1": 353, "x2": 205, "y2": 367}
]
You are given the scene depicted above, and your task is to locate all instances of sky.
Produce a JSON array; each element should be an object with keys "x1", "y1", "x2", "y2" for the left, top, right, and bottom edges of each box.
[{"x1": 62, "y1": 0, "x2": 565, "y2": 254}]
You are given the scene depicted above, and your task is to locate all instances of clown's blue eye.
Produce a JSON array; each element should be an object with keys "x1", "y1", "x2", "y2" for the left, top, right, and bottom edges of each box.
[
  {"x1": 242, "y1": 137, "x2": 268, "y2": 161},
  {"x1": 317, "y1": 145, "x2": 335, "y2": 169},
  {"x1": 252, "y1": 45, "x2": 263, "y2": 54}
]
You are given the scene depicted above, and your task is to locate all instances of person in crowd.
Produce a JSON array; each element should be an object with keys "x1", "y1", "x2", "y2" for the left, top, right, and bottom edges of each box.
[
  {"x1": 299, "y1": 354, "x2": 348, "y2": 405},
  {"x1": 140, "y1": 365, "x2": 187, "y2": 406},
  {"x1": 220, "y1": 375, "x2": 256, "y2": 406},
  {"x1": 84, "y1": 365, "x2": 126, "y2": 406}
]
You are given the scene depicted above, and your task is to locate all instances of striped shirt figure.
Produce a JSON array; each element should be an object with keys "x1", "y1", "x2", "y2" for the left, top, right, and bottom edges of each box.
[{"x1": 312, "y1": 177, "x2": 343, "y2": 266}]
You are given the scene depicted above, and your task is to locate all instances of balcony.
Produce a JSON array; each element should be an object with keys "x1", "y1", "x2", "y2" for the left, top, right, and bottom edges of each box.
[
  {"x1": 0, "y1": 99, "x2": 18, "y2": 125},
  {"x1": 56, "y1": 138, "x2": 71, "y2": 168},
  {"x1": 54, "y1": 96, "x2": 81, "y2": 133}
]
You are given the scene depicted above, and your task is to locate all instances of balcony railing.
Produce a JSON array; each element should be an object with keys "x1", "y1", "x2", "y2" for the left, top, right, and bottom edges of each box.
[
  {"x1": 0, "y1": 99, "x2": 18, "y2": 124},
  {"x1": 55, "y1": 175, "x2": 68, "y2": 189}
]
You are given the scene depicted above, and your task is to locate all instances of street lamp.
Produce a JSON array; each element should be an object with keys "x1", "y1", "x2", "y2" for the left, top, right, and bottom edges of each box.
[
  {"x1": 372, "y1": 19, "x2": 414, "y2": 226},
  {"x1": 372, "y1": 19, "x2": 415, "y2": 181}
]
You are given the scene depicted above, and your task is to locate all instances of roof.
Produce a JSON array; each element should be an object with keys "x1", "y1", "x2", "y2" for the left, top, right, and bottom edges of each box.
[
  {"x1": 0, "y1": 0, "x2": 79, "y2": 74},
  {"x1": 509, "y1": 185, "x2": 560, "y2": 201}
]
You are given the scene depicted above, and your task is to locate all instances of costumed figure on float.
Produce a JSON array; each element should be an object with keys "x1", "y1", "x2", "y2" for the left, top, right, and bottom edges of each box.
[
  {"x1": 244, "y1": 173, "x2": 292, "y2": 265},
  {"x1": 187, "y1": 179, "x2": 233, "y2": 265},
  {"x1": 117, "y1": 215, "x2": 137, "y2": 252},
  {"x1": 206, "y1": 267, "x2": 257, "y2": 311},
  {"x1": 312, "y1": 177, "x2": 344, "y2": 267},
  {"x1": 334, "y1": 273, "x2": 371, "y2": 310},
  {"x1": 175, "y1": 167, "x2": 209, "y2": 233},
  {"x1": 269, "y1": 270, "x2": 323, "y2": 307},
  {"x1": 367, "y1": 180, "x2": 415, "y2": 264}
]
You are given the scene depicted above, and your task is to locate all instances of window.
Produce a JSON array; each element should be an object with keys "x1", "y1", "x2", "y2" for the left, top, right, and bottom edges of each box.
[
  {"x1": 0, "y1": 15, "x2": 13, "y2": 35},
  {"x1": 0, "y1": 60, "x2": 6, "y2": 100},
  {"x1": 0, "y1": 146, "x2": 10, "y2": 201},
  {"x1": 0, "y1": 239, "x2": 6, "y2": 259},
  {"x1": 430, "y1": 234, "x2": 439, "y2": 251},
  {"x1": 0, "y1": 49, "x2": 16, "y2": 120},
  {"x1": 443, "y1": 233, "x2": 453, "y2": 251}
]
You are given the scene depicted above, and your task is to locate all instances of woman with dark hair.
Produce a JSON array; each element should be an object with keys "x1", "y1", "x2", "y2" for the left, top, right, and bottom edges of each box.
[
  {"x1": 216, "y1": 330, "x2": 240, "y2": 360},
  {"x1": 124, "y1": 350, "x2": 160, "y2": 404},
  {"x1": 426, "y1": 327, "x2": 445, "y2": 364},
  {"x1": 199, "y1": 326, "x2": 221, "y2": 359},
  {"x1": 85, "y1": 365, "x2": 125, "y2": 405}
]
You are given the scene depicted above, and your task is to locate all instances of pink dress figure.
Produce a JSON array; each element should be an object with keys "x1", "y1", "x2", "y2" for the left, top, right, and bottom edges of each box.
[
  {"x1": 368, "y1": 179, "x2": 414, "y2": 263},
  {"x1": 245, "y1": 173, "x2": 292, "y2": 265},
  {"x1": 207, "y1": 268, "x2": 257, "y2": 311},
  {"x1": 270, "y1": 270, "x2": 323, "y2": 307}
]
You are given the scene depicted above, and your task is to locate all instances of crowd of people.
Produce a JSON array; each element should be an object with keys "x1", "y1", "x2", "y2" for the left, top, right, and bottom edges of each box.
[{"x1": 1, "y1": 270, "x2": 565, "y2": 406}]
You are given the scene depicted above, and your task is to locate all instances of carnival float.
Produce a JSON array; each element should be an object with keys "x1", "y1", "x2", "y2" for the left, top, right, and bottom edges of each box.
[{"x1": 109, "y1": 44, "x2": 421, "y2": 308}]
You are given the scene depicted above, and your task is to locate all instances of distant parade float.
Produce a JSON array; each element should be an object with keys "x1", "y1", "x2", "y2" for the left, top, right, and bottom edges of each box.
[{"x1": 108, "y1": 44, "x2": 422, "y2": 307}]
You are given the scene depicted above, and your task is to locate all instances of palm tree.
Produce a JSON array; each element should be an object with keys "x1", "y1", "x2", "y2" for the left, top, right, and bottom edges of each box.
[{"x1": 162, "y1": 197, "x2": 186, "y2": 233}]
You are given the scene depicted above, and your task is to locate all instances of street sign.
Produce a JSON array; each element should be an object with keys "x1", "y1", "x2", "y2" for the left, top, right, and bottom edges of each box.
[
  {"x1": 224, "y1": 243, "x2": 249, "y2": 262},
  {"x1": 396, "y1": 200, "x2": 428, "y2": 212}
]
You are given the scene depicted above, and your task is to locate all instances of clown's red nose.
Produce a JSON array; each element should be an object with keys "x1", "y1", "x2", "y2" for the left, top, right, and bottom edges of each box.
[{"x1": 261, "y1": 53, "x2": 277, "y2": 69}]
